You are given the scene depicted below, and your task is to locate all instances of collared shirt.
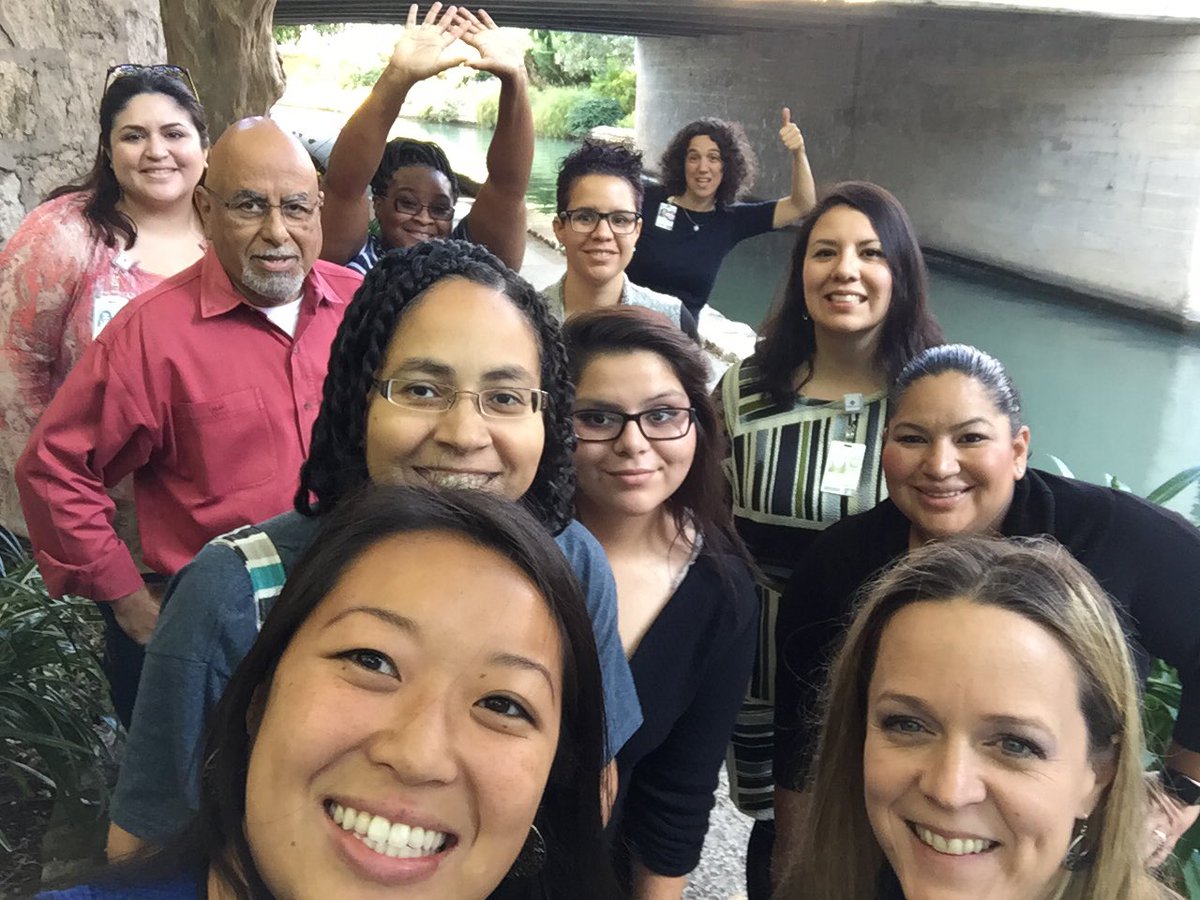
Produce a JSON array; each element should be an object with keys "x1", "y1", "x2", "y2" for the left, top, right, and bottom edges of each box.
[
  {"x1": 16, "y1": 246, "x2": 362, "y2": 601},
  {"x1": 541, "y1": 274, "x2": 697, "y2": 338}
]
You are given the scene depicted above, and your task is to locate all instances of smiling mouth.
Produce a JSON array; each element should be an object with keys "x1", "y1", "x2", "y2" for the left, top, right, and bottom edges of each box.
[
  {"x1": 327, "y1": 801, "x2": 456, "y2": 859},
  {"x1": 916, "y1": 486, "x2": 970, "y2": 499},
  {"x1": 826, "y1": 291, "x2": 866, "y2": 303},
  {"x1": 909, "y1": 822, "x2": 998, "y2": 856},
  {"x1": 414, "y1": 468, "x2": 497, "y2": 490}
]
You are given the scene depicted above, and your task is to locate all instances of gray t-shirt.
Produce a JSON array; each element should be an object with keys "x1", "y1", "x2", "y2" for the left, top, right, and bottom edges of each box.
[
  {"x1": 540, "y1": 275, "x2": 698, "y2": 338},
  {"x1": 111, "y1": 509, "x2": 642, "y2": 843}
]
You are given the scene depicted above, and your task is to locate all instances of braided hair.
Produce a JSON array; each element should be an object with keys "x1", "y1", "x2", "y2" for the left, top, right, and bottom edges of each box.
[
  {"x1": 370, "y1": 137, "x2": 459, "y2": 200},
  {"x1": 296, "y1": 239, "x2": 576, "y2": 535}
]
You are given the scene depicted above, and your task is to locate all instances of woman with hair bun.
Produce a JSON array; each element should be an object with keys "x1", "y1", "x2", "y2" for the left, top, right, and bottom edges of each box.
[
  {"x1": 773, "y1": 343, "x2": 1200, "y2": 882},
  {"x1": 782, "y1": 534, "x2": 1175, "y2": 900},
  {"x1": 107, "y1": 240, "x2": 641, "y2": 860},
  {"x1": 625, "y1": 110, "x2": 816, "y2": 317}
]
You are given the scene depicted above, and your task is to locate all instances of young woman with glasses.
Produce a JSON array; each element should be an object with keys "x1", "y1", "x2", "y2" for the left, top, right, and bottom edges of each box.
[
  {"x1": 320, "y1": 4, "x2": 533, "y2": 272},
  {"x1": 0, "y1": 64, "x2": 209, "y2": 538},
  {"x1": 546, "y1": 140, "x2": 697, "y2": 338},
  {"x1": 563, "y1": 306, "x2": 758, "y2": 900}
]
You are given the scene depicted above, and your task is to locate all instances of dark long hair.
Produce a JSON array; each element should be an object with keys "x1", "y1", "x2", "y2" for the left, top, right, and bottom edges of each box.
[
  {"x1": 46, "y1": 69, "x2": 209, "y2": 250},
  {"x1": 296, "y1": 239, "x2": 576, "y2": 534},
  {"x1": 370, "y1": 137, "x2": 459, "y2": 200},
  {"x1": 563, "y1": 306, "x2": 752, "y2": 572},
  {"x1": 659, "y1": 117, "x2": 757, "y2": 206},
  {"x1": 755, "y1": 181, "x2": 944, "y2": 403}
]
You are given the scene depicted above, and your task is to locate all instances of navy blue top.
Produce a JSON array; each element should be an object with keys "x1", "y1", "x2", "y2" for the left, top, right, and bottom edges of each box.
[
  {"x1": 610, "y1": 550, "x2": 759, "y2": 876},
  {"x1": 625, "y1": 184, "x2": 776, "y2": 316},
  {"x1": 112, "y1": 511, "x2": 641, "y2": 843}
]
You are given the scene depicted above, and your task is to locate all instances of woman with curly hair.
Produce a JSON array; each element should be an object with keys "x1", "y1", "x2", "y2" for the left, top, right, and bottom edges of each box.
[
  {"x1": 105, "y1": 240, "x2": 641, "y2": 859},
  {"x1": 625, "y1": 110, "x2": 816, "y2": 317}
]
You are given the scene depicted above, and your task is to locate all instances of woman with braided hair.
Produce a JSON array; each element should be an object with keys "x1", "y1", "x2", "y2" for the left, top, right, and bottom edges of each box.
[{"x1": 107, "y1": 239, "x2": 641, "y2": 858}]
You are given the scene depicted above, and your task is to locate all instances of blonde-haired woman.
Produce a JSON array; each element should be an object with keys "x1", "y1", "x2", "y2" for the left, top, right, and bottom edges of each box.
[{"x1": 783, "y1": 535, "x2": 1173, "y2": 900}]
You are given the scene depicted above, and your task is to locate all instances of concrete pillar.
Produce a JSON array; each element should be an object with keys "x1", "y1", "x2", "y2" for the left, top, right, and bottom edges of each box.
[
  {"x1": 0, "y1": 0, "x2": 164, "y2": 245},
  {"x1": 637, "y1": 18, "x2": 1200, "y2": 326}
]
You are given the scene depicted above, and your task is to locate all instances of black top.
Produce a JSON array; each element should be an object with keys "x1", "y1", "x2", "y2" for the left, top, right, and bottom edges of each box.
[
  {"x1": 773, "y1": 467, "x2": 1200, "y2": 789},
  {"x1": 610, "y1": 550, "x2": 759, "y2": 876},
  {"x1": 625, "y1": 184, "x2": 776, "y2": 316}
]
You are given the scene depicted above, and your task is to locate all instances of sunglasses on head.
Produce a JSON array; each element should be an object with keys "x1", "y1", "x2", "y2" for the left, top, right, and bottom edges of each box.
[{"x1": 104, "y1": 64, "x2": 199, "y2": 103}]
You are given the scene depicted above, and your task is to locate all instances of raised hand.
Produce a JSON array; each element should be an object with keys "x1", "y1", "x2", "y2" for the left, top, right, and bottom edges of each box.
[
  {"x1": 459, "y1": 8, "x2": 527, "y2": 79},
  {"x1": 389, "y1": 3, "x2": 470, "y2": 84},
  {"x1": 779, "y1": 106, "x2": 806, "y2": 155}
]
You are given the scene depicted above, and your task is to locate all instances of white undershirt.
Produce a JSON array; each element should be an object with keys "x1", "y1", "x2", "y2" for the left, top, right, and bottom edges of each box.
[{"x1": 259, "y1": 296, "x2": 303, "y2": 337}]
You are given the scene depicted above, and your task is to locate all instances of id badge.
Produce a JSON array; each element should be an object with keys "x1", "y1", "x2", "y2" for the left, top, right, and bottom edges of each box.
[
  {"x1": 655, "y1": 202, "x2": 678, "y2": 231},
  {"x1": 92, "y1": 293, "x2": 130, "y2": 338},
  {"x1": 821, "y1": 440, "x2": 867, "y2": 496}
]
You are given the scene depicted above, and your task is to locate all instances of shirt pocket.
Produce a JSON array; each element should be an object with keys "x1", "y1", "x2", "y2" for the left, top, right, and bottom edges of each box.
[{"x1": 171, "y1": 387, "x2": 277, "y2": 496}]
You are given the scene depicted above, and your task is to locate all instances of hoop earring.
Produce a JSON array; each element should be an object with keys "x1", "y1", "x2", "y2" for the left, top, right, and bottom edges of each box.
[
  {"x1": 1063, "y1": 818, "x2": 1091, "y2": 871},
  {"x1": 506, "y1": 824, "x2": 546, "y2": 879}
]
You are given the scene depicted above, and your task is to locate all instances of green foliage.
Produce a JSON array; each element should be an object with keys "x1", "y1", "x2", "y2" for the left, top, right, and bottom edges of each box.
[
  {"x1": 525, "y1": 30, "x2": 634, "y2": 87},
  {"x1": 342, "y1": 63, "x2": 385, "y2": 90},
  {"x1": 273, "y1": 23, "x2": 345, "y2": 46},
  {"x1": 477, "y1": 95, "x2": 499, "y2": 130},
  {"x1": 530, "y1": 86, "x2": 588, "y2": 139},
  {"x1": 566, "y1": 96, "x2": 624, "y2": 136},
  {"x1": 594, "y1": 65, "x2": 637, "y2": 115},
  {"x1": 0, "y1": 546, "x2": 112, "y2": 851},
  {"x1": 416, "y1": 99, "x2": 461, "y2": 125}
]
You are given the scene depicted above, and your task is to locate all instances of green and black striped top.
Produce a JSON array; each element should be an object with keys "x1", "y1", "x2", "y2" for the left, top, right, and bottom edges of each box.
[{"x1": 718, "y1": 356, "x2": 888, "y2": 815}]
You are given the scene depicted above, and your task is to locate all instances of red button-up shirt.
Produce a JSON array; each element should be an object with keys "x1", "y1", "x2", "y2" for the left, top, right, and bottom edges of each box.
[{"x1": 16, "y1": 246, "x2": 363, "y2": 601}]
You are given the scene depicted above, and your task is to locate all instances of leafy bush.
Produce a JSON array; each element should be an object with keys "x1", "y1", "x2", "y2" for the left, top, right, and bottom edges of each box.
[
  {"x1": 0, "y1": 546, "x2": 112, "y2": 851},
  {"x1": 531, "y1": 86, "x2": 589, "y2": 139},
  {"x1": 477, "y1": 95, "x2": 499, "y2": 130},
  {"x1": 594, "y1": 66, "x2": 637, "y2": 116},
  {"x1": 342, "y1": 63, "x2": 385, "y2": 90},
  {"x1": 566, "y1": 96, "x2": 624, "y2": 137},
  {"x1": 416, "y1": 99, "x2": 461, "y2": 124}
]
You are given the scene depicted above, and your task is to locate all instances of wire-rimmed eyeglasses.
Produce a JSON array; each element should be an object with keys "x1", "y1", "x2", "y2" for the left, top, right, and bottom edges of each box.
[
  {"x1": 105, "y1": 64, "x2": 199, "y2": 102},
  {"x1": 557, "y1": 208, "x2": 642, "y2": 235},
  {"x1": 573, "y1": 407, "x2": 696, "y2": 442},
  {"x1": 198, "y1": 185, "x2": 322, "y2": 225},
  {"x1": 375, "y1": 379, "x2": 548, "y2": 419}
]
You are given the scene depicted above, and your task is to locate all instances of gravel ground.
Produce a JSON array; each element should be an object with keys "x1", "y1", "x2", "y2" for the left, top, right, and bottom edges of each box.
[{"x1": 684, "y1": 766, "x2": 753, "y2": 899}]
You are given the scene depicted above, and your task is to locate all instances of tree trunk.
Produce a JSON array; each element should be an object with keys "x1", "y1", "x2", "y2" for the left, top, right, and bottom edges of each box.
[{"x1": 158, "y1": 0, "x2": 285, "y2": 136}]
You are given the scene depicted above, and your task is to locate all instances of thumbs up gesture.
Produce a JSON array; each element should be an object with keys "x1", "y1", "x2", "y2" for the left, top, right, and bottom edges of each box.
[{"x1": 779, "y1": 106, "x2": 806, "y2": 155}]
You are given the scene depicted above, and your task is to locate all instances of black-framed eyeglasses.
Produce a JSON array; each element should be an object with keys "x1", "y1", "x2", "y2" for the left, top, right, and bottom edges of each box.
[
  {"x1": 573, "y1": 407, "x2": 696, "y2": 442},
  {"x1": 375, "y1": 379, "x2": 548, "y2": 419},
  {"x1": 198, "y1": 185, "x2": 322, "y2": 225},
  {"x1": 104, "y1": 64, "x2": 199, "y2": 103},
  {"x1": 392, "y1": 193, "x2": 455, "y2": 222},
  {"x1": 558, "y1": 208, "x2": 642, "y2": 235}
]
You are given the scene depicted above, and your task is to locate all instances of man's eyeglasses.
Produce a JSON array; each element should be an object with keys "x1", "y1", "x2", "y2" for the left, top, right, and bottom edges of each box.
[
  {"x1": 558, "y1": 208, "x2": 642, "y2": 235},
  {"x1": 105, "y1": 64, "x2": 199, "y2": 103},
  {"x1": 198, "y1": 186, "x2": 322, "y2": 225},
  {"x1": 393, "y1": 193, "x2": 455, "y2": 222},
  {"x1": 375, "y1": 380, "x2": 548, "y2": 419},
  {"x1": 573, "y1": 407, "x2": 696, "y2": 442}
]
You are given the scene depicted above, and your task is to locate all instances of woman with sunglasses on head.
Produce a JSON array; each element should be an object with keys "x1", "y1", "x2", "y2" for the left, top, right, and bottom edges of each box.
[
  {"x1": 564, "y1": 306, "x2": 758, "y2": 900},
  {"x1": 321, "y1": 4, "x2": 532, "y2": 273},
  {"x1": 107, "y1": 239, "x2": 641, "y2": 861},
  {"x1": 0, "y1": 64, "x2": 209, "y2": 537},
  {"x1": 625, "y1": 111, "x2": 815, "y2": 319},
  {"x1": 41, "y1": 484, "x2": 621, "y2": 900},
  {"x1": 544, "y1": 140, "x2": 696, "y2": 338}
]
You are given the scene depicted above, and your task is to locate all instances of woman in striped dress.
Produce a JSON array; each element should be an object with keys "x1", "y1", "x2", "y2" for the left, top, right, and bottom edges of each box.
[{"x1": 716, "y1": 181, "x2": 943, "y2": 899}]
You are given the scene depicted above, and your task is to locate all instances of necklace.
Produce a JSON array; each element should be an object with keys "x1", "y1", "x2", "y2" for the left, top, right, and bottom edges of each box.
[{"x1": 667, "y1": 195, "x2": 706, "y2": 232}]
